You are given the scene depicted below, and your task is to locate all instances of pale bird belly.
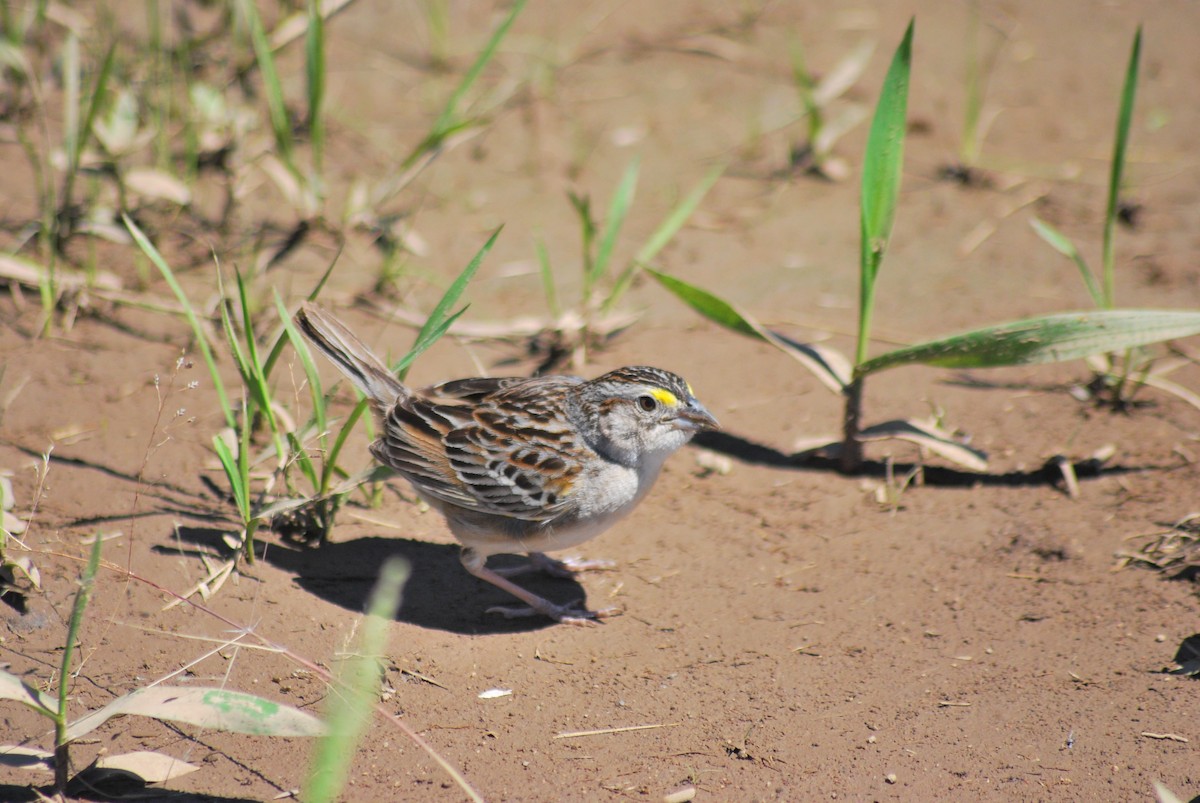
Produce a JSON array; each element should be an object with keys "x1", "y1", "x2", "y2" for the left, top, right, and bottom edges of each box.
[{"x1": 445, "y1": 462, "x2": 657, "y2": 559}]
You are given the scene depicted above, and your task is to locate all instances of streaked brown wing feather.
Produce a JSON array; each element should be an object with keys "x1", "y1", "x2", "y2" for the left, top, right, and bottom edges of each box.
[
  {"x1": 422, "y1": 377, "x2": 531, "y2": 403},
  {"x1": 373, "y1": 376, "x2": 585, "y2": 521}
]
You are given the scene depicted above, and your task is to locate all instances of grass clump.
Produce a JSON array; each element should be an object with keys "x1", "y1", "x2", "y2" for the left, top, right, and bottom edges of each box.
[{"x1": 651, "y1": 21, "x2": 1200, "y2": 474}]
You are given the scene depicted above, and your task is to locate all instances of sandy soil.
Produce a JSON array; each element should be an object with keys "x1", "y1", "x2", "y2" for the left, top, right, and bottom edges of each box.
[{"x1": 2, "y1": 1, "x2": 1199, "y2": 800}]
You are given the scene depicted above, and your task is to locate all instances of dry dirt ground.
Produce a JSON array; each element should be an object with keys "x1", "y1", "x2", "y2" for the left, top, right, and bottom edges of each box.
[{"x1": 2, "y1": 1, "x2": 1200, "y2": 800}]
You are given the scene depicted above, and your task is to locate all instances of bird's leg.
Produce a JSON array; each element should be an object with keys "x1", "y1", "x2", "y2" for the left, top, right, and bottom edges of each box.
[
  {"x1": 491, "y1": 551, "x2": 616, "y2": 579},
  {"x1": 461, "y1": 548, "x2": 620, "y2": 625},
  {"x1": 529, "y1": 552, "x2": 617, "y2": 578}
]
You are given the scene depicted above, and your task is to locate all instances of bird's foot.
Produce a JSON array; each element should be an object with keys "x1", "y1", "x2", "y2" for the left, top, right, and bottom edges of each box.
[
  {"x1": 527, "y1": 552, "x2": 617, "y2": 578},
  {"x1": 486, "y1": 599, "x2": 622, "y2": 626},
  {"x1": 492, "y1": 553, "x2": 615, "y2": 579}
]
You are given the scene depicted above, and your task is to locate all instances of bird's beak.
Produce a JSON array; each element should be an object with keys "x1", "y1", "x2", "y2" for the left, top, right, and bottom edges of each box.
[{"x1": 674, "y1": 401, "x2": 720, "y2": 432}]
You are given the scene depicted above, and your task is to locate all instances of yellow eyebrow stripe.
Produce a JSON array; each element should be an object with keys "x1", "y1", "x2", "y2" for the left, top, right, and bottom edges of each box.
[{"x1": 649, "y1": 388, "x2": 679, "y2": 407}]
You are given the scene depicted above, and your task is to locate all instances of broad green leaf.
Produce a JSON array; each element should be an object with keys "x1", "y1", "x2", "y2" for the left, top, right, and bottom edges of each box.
[
  {"x1": 66, "y1": 686, "x2": 326, "y2": 743},
  {"x1": 0, "y1": 667, "x2": 58, "y2": 718},
  {"x1": 857, "y1": 310, "x2": 1200, "y2": 376},
  {"x1": 860, "y1": 19, "x2": 913, "y2": 282},
  {"x1": 305, "y1": 557, "x2": 408, "y2": 802},
  {"x1": 856, "y1": 19, "x2": 913, "y2": 367},
  {"x1": 647, "y1": 268, "x2": 850, "y2": 392}
]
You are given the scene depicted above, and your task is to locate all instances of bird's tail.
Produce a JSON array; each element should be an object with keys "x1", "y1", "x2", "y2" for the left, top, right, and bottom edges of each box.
[{"x1": 295, "y1": 302, "x2": 408, "y2": 406}]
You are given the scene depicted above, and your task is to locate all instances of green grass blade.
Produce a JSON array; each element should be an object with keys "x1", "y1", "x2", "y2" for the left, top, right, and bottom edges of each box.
[
  {"x1": 275, "y1": 293, "x2": 326, "y2": 432},
  {"x1": 428, "y1": 0, "x2": 526, "y2": 140},
  {"x1": 646, "y1": 267, "x2": 761, "y2": 340},
  {"x1": 305, "y1": 0, "x2": 326, "y2": 174},
  {"x1": 63, "y1": 36, "x2": 117, "y2": 176},
  {"x1": 261, "y1": 252, "x2": 340, "y2": 381},
  {"x1": 58, "y1": 533, "x2": 104, "y2": 728},
  {"x1": 856, "y1": 309, "x2": 1200, "y2": 376},
  {"x1": 123, "y1": 214, "x2": 235, "y2": 430},
  {"x1": 398, "y1": 0, "x2": 526, "y2": 172},
  {"x1": 212, "y1": 433, "x2": 248, "y2": 519},
  {"x1": 633, "y1": 163, "x2": 723, "y2": 268},
  {"x1": 860, "y1": 19, "x2": 913, "y2": 269},
  {"x1": 856, "y1": 19, "x2": 913, "y2": 365},
  {"x1": 242, "y1": 0, "x2": 295, "y2": 171},
  {"x1": 63, "y1": 33, "x2": 79, "y2": 169},
  {"x1": 393, "y1": 227, "x2": 500, "y2": 378},
  {"x1": 59, "y1": 36, "x2": 115, "y2": 258},
  {"x1": 304, "y1": 557, "x2": 409, "y2": 803},
  {"x1": 568, "y1": 191, "x2": 595, "y2": 280},
  {"x1": 533, "y1": 235, "x2": 560, "y2": 318},
  {"x1": 788, "y1": 33, "x2": 820, "y2": 135},
  {"x1": 217, "y1": 288, "x2": 254, "y2": 391},
  {"x1": 231, "y1": 269, "x2": 286, "y2": 461},
  {"x1": 1030, "y1": 217, "x2": 1103, "y2": 307},
  {"x1": 588, "y1": 159, "x2": 640, "y2": 292},
  {"x1": 1101, "y1": 25, "x2": 1141, "y2": 309},
  {"x1": 647, "y1": 268, "x2": 850, "y2": 391},
  {"x1": 605, "y1": 163, "x2": 723, "y2": 312},
  {"x1": 74, "y1": 40, "x2": 116, "y2": 168},
  {"x1": 324, "y1": 399, "x2": 368, "y2": 488},
  {"x1": 286, "y1": 431, "x2": 319, "y2": 489},
  {"x1": 960, "y1": 0, "x2": 982, "y2": 166},
  {"x1": 393, "y1": 306, "x2": 469, "y2": 378}
]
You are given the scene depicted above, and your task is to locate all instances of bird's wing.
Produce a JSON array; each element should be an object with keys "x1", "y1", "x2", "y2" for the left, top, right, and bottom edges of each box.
[
  {"x1": 373, "y1": 376, "x2": 585, "y2": 522},
  {"x1": 421, "y1": 376, "x2": 529, "y2": 403}
]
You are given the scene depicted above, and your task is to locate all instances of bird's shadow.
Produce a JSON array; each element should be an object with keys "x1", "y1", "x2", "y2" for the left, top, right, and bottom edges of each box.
[
  {"x1": 691, "y1": 430, "x2": 1157, "y2": 488},
  {"x1": 167, "y1": 528, "x2": 591, "y2": 635},
  {"x1": 268, "y1": 537, "x2": 594, "y2": 634}
]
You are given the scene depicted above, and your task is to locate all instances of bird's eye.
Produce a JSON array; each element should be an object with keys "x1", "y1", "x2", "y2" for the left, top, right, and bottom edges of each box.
[{"x1": 637, "y1": 395, "x2": 658, "y2": 413}]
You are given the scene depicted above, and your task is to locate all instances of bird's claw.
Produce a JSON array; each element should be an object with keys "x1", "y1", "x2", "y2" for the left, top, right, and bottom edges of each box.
[{"x1": 485, "y1": 599, "x2": 622, "y2": 626}]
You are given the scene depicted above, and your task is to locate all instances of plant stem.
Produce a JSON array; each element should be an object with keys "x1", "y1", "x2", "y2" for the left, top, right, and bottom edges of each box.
[{"x1": 840, "y1": 376, "x2": 864, "y2": 473}]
